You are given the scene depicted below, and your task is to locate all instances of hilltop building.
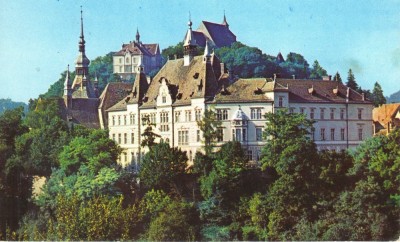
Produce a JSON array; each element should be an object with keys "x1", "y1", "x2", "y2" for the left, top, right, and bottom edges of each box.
[
  {"x1": 184, "y1": 13, "x2": 236, "y2": 48},
  {"x1": 62, "y1": 8, "x2": 100, "y2": 129},
  {"x1": 106, "y1": 19, "x2": 373, "y2": 170},
  {"x1": 112, "y1": 29, "x2": 162, "y2": 80}
]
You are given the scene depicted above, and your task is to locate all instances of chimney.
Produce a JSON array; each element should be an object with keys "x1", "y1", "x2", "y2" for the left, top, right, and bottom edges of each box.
[
  {"x1": 292, "y1": 75, "x2": 296, "y2": 80},
  {"x1": 174, "y1": 54, "x2": 177, "y2": 60},
  {"x1": 220, "y1": 63, "x2": 225, "y2": 73},
  {"x1": 361, "y1": 93, "x2": 365, "y2": 101},
  {"x1": 146, "y1": 76, "x2": 152, "y2": 84},
  {"x1": 273, "y1": 74, "x2": 277, "y2": 81},
  {"x1": 322, "y1": 75, "x2": 332, "y2": 81}
]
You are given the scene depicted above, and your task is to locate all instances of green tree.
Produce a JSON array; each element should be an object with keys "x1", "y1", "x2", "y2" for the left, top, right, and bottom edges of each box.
[
  {"x1": 309, "y1": 60, "x2": 328, "y2": 79},
  {"x1": 346, "y1": 68, "x2": 359, "y2": 91},
  {"x1": 146, "y1": 200, "x2": 199, "y2": 241},
  {"x1": 260, "y1": 109, "x2": 320, "y2": 240},
  {"x1": 139, "y1": 141, "x2": 187, "y2": 193},
  {"x1": 141, "y1": 115, "x2": 160, "y2": 148},
  {"x1": 37, "y1": 129, "x2": 122, "y2": 209},
  {"x1": 196, "y1": 108, "x2": 221, "y2": 156},
  {"x1": 333, "y1": 71, "x2": 342, "y2": 83},
  {"x1": 371, "y1": 81, "x2": 386, "y2": 107}
]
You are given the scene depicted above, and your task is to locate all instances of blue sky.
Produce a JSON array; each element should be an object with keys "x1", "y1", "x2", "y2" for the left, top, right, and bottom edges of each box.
[{"x1": 1, "y1": 0, "x2": 399, "y2": 103}]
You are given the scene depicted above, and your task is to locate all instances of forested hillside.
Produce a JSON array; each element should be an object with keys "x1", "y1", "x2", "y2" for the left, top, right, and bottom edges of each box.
[
  {"x1": 0, "y1": 106, "x2": 398, "y2": 240},
  {"x1": 42, "y1": 42, "x2": 331, "y2": 99},
  {"x1": 0, "y1": 98, "x2": 28, "y2": 114},
  {"x1": 387, "y1": 90, "x2": 400, "y2": 103}
]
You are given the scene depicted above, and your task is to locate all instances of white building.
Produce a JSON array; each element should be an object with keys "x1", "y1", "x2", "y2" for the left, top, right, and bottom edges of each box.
[
  {"x1": 105, "y1": 20, "x2": 373, "y2": 170},
  {"x1": 113, "y1": 29, "x2": 162, "y2": 80}
]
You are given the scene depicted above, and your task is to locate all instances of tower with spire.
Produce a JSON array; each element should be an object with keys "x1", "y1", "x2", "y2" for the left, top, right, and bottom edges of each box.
[
  {"x1": 135, "y1": 28, "x2": 141, "y2": 44},
  {"x1": 71, "y1": 6, "x2": 97, "y2": 98},
  {"x1": 183, "y1": 14, "x2": 197, "y2": 66}
]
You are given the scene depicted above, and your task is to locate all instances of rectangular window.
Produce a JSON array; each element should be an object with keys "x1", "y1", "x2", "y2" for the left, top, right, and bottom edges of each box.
[
  {"x1": 197, "y1": 130, "x2": 201, "y2": 142},
  {"x1": 311, "y1": 129, "x2": 315, "y2": 141},
  {"x1": 175, "y1": 111, "x2": 180, "y2": 122},
  {"x1": 195, "y1": 109, "x2": 202, "y2": 121},
  {"x1": 118, "y1": 115, "x2": 121, "y2": 125},
  {"x1": 216, "y1": 109, "x2": 228, "y2": 120},
  {"x1": 320, "y1": 128, "x2": 325, "y2": 141},
  {"x1": 300, "y1": 108, "x2": 305, "y2": 115},
  {"x1": 131, "y1": 132, "x2": 134, "y2": 144},
  {"x1": 278, "y1": 96, "x2": 284, "y2": 107},
  {"x1": 251, "y1": 108, "x2": 262, "y2": 119},
  {"x1": 124, "y1": 133, "x2": 127, "y2": 144},
  {"x1": 118, "y1": 133, "x2": 121, "y2": 144},
  {"x1": 341, "y1": 128, "x2": 345, "y2": 141},
  {"x1": 217, "y1": 127, "x2": 223, "y2": 142},
  {"x1": 247, "y1": 150, "x2": 253, "y2": 161},
  {"x1": 330, "y1": 108, "x2": 335, "y2": 120},
  {"x1": 162, "y1": 96, "x2": 166, "y2": 103},
  {"x1": 130, "y1": 114, "x2": 135, "y2": 125},
  {"x1": 358, "y1": 128, "x2": 363, "y2": 140},
  {"x1": 160, "y1": 112, "x2": 169, "y2": 132},
  {"x1": 185, "y1": 111, "x2": 191, "y2": 122},
  {"x1": 330, "y1": 128, "x2": 335, "y2": 141},
  {"x1": 124, "y1": 115, "x2": 127, "y2": 125},
  {"x1": 178, "y1": 130, "x2": 189, "y2": 145},
  {"x1": 112, "y1": 116, "x2": 115, "y2": 126},
  {"x1": 340, "y1": 109, "x2": 345, "y2": 120},
  {"x1": 112, "y1": 133, "x2": 115, "y2": 141},
  {"x1": 310, "y1": 108, "x2": 315, "y2": 120},
  {"x1": 150, "y1": 113, "x2": 156, "y2": 124},
  {"x1": 256, "y1": 127, "x2": 263, "y2": 141},
  {"x1": 289, "y1": 108, "x2": 295, "y2": 114},
  {"x1": 358, "y1": 109, "x2": 363, "y2": 120},
  {"x1": 320, "y1": 108, "x2": 325, "y2": 120},
  {"x1": 243, "y1": 128, "x2": 247, "y2": 141},
  {"x1": 233, "y1": 128, "x2": 242, "y2": 141}
]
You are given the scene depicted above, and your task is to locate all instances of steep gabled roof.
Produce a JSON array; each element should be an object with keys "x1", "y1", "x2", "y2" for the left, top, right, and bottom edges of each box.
[
  {"x1": 197, "y1": 21, "x2": 236, "y2": 48},
  {"x1": 113, "y1": 41, "x2": 158, "y2": 57},
  {"x1": 276, "y1": 79, "x2": 372, "y2": 104},
  {"x1": 139, "y1": 55, "x2": 222, "y2": 108},
  {"x1": 212, "y1": 78, "x2": 274, "y2": 103},
  {"x1": 373, "y1": 103, "x2": 400, "y2": 128}
]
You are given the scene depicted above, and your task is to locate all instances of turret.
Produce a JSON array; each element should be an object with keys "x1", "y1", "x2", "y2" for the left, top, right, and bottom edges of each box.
[
  {"x1": 64, "y1": 65, "x2": 72, "y2": 107},
  {"x1": 183, "y1": 13, "x2": 197, "y2": 66},
  {"x1": 203, "y1": 40, "x2": 211, "y2": 63},
  {"x1": 135, "y1": 28, "x2": 141, "y2": 44}
]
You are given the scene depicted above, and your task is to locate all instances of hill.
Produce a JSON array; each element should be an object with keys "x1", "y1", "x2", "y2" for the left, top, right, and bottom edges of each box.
[
  {"x1": 0, "y1": 98, "x2": 28, "y2": 114},
  {"x1": 387, "y1": 90, "x2": 400, "y2": 103}
]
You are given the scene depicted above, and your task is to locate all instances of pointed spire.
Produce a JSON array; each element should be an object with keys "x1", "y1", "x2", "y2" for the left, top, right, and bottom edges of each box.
[
  {"x1": 79, "y1": 6, "x2": 85, "y2": 53},
  {"x1": 222, "y1": 10, "x2": 229, "y2": 28},
  {"x1": 136, "y1": 27, "x2": 140, "y2": 43},
  {"x1": 64, "y1": 65, "x2": 72, "y2": 96},
  {"x1": 184, "y1": 12, "x2": 197, "y2": 66}
]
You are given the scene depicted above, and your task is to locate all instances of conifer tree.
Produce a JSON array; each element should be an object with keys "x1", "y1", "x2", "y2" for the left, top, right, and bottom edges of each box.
[
  {"x1": 346, "y1": 69, "x2": 359, "y2": 91},
  {"x1": 371, "y1": 81, "x2": 386, "y2": 107},
  {"x1": 333, "y1": 71, "x2": 342, "y2": 83}
]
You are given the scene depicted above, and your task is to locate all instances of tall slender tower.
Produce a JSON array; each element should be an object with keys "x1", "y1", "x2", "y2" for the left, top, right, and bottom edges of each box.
[
  {"x1": 71, "y1": 6, "x2": 96, "y2": 98},
  {"x1": 63, "y1": 65, "x2": 72, "y2": 107},
  {"x1": 183, "y1": 13, "x2": 197, "y2": 66}
]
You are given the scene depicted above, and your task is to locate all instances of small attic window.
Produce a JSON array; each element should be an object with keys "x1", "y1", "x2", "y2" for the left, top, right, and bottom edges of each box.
[
  {"x1": 198, "y1": 79, "x2": 203, "y2": 92},
  {"x1": 176, "y1": 93, "x2": 182, "y2": 99},
  {"x1": 308, "y1": 86, "x2": 315, "y2": 95},
  {"x1": 254, "y1": 87, "x2": 263, "y2": 95},
  {"x1": 333, "y1": 86, "x2": 339, "y2": 96},
  {"x1": 193, "y1": 73, "x2": 199, "y2": 79}
]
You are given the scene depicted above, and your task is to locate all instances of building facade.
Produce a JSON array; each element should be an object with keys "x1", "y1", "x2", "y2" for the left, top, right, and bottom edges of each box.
[
  {"x1": 113, "y1": 29, "x2": 162, "y2": 80},
  {"x1": 105, "y1": 20, "x2": 374, "y2": 170}
]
